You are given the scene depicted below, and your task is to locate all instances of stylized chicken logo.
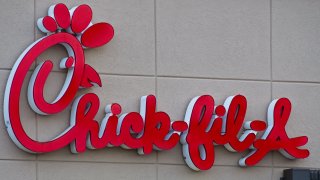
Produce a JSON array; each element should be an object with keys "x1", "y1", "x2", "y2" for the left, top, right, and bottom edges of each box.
[
  {"x1": 4, "y1": 3, "x2": 114, "y2": 117},
  {"x1": 37, "y1": 3, "x2": 114, "y2": 88}
]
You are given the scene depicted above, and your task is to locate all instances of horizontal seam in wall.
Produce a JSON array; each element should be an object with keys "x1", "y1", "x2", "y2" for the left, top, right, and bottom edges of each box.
[
  {"x1": 0, "y1": 159, "x2": 318, "y2": 169},
  {"x1": 0, "y1": 69, "x2": 319, "y2": 85}
]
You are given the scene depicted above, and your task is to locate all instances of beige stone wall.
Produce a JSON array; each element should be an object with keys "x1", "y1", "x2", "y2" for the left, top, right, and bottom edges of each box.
[{"x1": 0, "y1": 0, "x2": 319, "y2": 179}]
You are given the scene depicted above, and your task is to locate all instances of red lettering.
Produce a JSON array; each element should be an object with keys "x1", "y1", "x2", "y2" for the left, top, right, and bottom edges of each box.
[
  {"x1": 4, "y1": 3, "x2": 310, "y2": 172},
  {"x1": 239, "y1": 98, "x2": 309, "y2": 166}
]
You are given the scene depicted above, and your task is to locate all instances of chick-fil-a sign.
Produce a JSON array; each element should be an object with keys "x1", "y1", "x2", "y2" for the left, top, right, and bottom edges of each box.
[{"x1": 3, "y1": 3, "x2": 309, "y2": 171}]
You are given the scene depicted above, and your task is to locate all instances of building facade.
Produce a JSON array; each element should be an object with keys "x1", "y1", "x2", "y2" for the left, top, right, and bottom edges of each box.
[{"x1": 0, "y1": 0, "x2": 319, "y2": 179}]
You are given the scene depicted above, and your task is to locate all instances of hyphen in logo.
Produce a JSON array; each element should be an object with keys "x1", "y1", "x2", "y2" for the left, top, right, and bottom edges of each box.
[{"x1": 4, "y1": 3, "x2": 309, "y2": 171}]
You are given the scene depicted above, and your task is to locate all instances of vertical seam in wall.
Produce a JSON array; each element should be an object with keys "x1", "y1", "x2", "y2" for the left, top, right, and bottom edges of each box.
[
  {"x1": 33, "y1": 0, "x2": 39, "y2": 180},
  {"x1": 270, "y1": 0, "x2": 274, "y2": 179},
  {"x1": 154, "y1": 0, "x2": 158, "y2": 105},
  {"x1": 34, "y1": 0, "x2": 36, "y2": 43},
  {"x1": 154, "y1": 0, "x2": 159, "y2": 179},
  {"x1": 34, "y1": 0, "x2": 38, "y2": 70},
  {"x1": 270, "y1": 1, "x2": 273, "y2": 102}
]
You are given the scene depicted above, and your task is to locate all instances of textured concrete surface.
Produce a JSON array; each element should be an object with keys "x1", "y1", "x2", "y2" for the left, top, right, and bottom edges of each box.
[
  {"x1": 272, "y1": 0, "x2": 320, "y2": 82},
  {"x1": 0, "y1": 0, "x2": 319, "y2": 179}
]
